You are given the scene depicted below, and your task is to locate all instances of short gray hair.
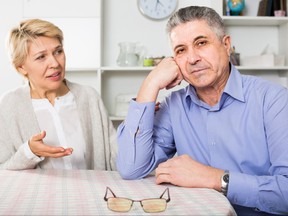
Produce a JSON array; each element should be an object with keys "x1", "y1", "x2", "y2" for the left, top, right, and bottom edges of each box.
[{"x1": 166, "y1": 6, "x2": 225, "y2": 40}]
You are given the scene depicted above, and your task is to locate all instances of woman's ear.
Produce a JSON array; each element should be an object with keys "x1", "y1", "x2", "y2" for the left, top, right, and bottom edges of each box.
[{"x1": 17, "y1": 66, "x2": 28, "y2": 77}]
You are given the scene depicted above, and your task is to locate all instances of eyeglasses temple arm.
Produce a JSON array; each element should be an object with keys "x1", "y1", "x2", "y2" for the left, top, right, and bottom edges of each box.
[
  {"x1": 104, "y1": 187, "x2": 117, "y2": 201},
  {"x1": 159, "y1": 188, "x2": 170, "y2": 203}
]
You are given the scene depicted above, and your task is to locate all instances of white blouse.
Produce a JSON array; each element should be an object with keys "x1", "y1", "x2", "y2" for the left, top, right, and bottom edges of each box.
[{"x1": 25, "y1": 91, "x2": 87, "y2": 169}]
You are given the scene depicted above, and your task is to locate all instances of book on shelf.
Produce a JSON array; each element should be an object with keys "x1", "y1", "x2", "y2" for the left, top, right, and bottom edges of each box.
[
  {"x1": 258, "y1": 0, "x2": 287, "y2": 17},
  {"x1": 266, "y1": 0, "x2": 274, "y2": 16},
  {"x1": 257, "y1": 0, "x2": 268, "y2": 16}
]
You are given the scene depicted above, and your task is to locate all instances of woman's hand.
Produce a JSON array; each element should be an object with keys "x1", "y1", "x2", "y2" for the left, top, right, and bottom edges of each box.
[{"x1": 28, "y1": 131, "x2": 73, "y2": 158}]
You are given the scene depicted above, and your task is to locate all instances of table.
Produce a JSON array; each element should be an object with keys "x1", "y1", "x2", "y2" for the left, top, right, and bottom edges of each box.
[{"x1": 0, "y1": 169, "x2": 236, "y2": 215}]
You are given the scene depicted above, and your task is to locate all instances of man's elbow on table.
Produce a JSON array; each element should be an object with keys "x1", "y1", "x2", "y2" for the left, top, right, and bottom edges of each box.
[{"x1": 116, "y1": 158, "x2": 151, "y2": 180}]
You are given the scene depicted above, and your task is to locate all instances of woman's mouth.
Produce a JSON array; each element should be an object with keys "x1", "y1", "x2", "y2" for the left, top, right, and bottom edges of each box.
[{"x1": 47, "y1": 72, "x2": 61, "y2": 80}]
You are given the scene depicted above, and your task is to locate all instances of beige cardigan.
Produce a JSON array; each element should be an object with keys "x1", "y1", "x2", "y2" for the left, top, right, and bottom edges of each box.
[{"x1": 0, "y1": 80, "x2": 117, "y2": 170}]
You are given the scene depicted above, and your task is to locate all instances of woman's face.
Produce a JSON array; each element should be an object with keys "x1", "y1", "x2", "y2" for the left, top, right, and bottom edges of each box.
[{"x1": 19, "y1": 36, "x2": 66, "y2": 93}]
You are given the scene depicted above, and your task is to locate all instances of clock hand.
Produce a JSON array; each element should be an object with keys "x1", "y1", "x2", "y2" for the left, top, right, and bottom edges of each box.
[
  {"x1": 157, "y1": 0, "x2": 164, "y2": 7},
  {"x1": 155, "y1": 0, "x2": 159, "y2": 11},
  {"x1": 155, "y1": 0, "x2": 164, "y2": 11}
]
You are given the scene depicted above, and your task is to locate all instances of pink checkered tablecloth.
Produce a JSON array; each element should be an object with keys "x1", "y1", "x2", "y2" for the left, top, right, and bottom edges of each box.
[{"x1": 0, "y1": 169, "x2": 236, "y2": 215}]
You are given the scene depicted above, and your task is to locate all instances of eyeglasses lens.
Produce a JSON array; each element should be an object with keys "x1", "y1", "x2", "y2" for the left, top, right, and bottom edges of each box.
[
  {"x1": 141, "y1": 198, "x2": 167, "y2": 213},
  {"x1": 107, "y1": 197, "x2": 133, "y2": 212}
]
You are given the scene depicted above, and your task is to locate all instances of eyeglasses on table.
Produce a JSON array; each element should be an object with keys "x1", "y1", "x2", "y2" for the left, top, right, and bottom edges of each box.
[{"x1": 104, "y1": 187, "x2": 170, "y2": 213}]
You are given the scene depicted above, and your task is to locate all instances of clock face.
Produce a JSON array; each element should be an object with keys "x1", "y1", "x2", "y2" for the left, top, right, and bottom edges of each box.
[{"x1": 138, "y1": 0, "x2": 178, "y2": 20}]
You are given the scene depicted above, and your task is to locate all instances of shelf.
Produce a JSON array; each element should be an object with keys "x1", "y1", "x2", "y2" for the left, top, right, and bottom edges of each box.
[
  {"x1": 236, "y1": 66, "x2": 288, "y2": 70},
  {"x1": 223, "y1": 16, "x2": 288, "y2": 26},
  {"x1": 100, "y1": 66, "x2": 154, "y2": 73},
  {"x1": 110, "y1": 116, "x2": 125, "y2": 121},
  {"x1": 66, "y1": 66, "x2": 288, "y2": 74},
  {"x1": 66, "y1": 68, "x2": 99, "y2": 72},
  {"x1": 66, "y1": 66, "x2": 288, "y2": 73}
]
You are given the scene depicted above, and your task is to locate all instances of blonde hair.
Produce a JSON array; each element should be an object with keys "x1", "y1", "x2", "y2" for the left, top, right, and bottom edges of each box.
[{"x1": 7, "y1": 19, "x2": 63, "y2": 71}]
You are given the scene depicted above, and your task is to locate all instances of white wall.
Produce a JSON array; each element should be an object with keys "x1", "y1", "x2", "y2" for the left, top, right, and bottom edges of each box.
[
  {"x1": 102, "y1": 0, "x2": 212, "y2": 66},
  {"x1": 0, "y1": 0, "x2": 285, "y2": 96},
  {"x1": 0, "y1": 0, "x2": 25, "y2": 94},
  {"x1": 0, "y1": 0, "x2": 213, "y2": 95}
]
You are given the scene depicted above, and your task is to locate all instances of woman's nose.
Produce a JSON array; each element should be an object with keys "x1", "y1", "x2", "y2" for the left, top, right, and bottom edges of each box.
[{"x1": 49, "y1": 55, "x2": 60, "y2": 68}]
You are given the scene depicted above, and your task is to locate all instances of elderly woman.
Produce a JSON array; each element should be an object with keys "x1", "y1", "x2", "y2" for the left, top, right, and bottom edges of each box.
[{"x1": 0, "y1": 19, "x2": 117, "y2": 170}]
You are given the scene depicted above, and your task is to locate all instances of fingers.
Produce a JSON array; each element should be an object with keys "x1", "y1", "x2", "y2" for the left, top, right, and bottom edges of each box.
[
  {"x1": 29, "y1": 131, "x2": 73, "y2": 158},
  {"x1": 155, "y1": 164, "x2": 173, "y2": 185},
  {"x1": 166, "y1": 69, "x2": 184, "y2": 90},
  {"x1": 155, "y1": 101, "x2": 161, "y2": 112},
  {"x1": 42, "y1": 147, "x2": 73, "y2": 158},
  {"x1": 31, "y1": 130, "x2": 46, "y2": 142},
  {"x1": 41, "y1": 146, "x2": 73, "y2": 158},
  {"x1": 156, "y1": 173, "x2": 171, "y2": 185},
  {"x1": 166, "y1": 78, "x2": 182, "y2": 90}
]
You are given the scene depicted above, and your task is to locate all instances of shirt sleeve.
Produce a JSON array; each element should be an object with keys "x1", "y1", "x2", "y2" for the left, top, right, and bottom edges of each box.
[
  {"x1": 117, "y1": 99, "x2": 174, "y2": 179},
  {"x1": 228, "y1": 172, "x2": 288, "y2": 214},
  {"x1": 0, "y1": 141, "x2": 43, "y2": 170},
  {"x1": 23, "y1": 141, "x2": 45, "y2": 161},
  {"x1": 228, "y1": 87, "x2": 288, "y2": 214},
  {"x1": 0, "y1": 111, "x2": 43, "y2": 170}
]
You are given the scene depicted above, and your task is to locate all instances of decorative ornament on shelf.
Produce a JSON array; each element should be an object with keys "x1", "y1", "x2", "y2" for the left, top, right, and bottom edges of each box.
[{"x1": 227, "y1": 0, "x2": 245, "y2": 16}]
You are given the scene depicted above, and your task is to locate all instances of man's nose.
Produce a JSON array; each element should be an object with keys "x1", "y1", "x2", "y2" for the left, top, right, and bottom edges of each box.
[{"x1": 186, "y1": 49, "x2": 201, "y2": 65}]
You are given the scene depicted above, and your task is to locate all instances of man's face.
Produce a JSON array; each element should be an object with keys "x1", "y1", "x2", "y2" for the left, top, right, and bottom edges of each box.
[{"x1": 171, "y1": 20, "x2": 231, "y2": 90}]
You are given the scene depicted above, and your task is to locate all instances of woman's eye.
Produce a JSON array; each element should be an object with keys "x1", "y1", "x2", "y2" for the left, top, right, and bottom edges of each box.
[
  {"x1": 36, "y1": 55, "x2": 45, "y2": 60},
  {"x1": 54, "y1": 49, "x2": 63, "y2": 55}
]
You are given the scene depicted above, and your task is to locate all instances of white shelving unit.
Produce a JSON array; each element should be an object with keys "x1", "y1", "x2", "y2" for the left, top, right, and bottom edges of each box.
[
  {"x1": 68, "y1": 1, "x2": 288, "y2": 126},
  {"x1": 223, "y1": 15, "x2": 288, "y2": 87},
  {"x1": 100, "y1": 67, "x2": 154, "y2": 123}
]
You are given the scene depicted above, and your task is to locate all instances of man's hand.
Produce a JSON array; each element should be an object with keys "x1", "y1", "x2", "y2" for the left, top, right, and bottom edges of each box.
[
  {"x1": 155, "y1": 101, "x2": 161, "y2": 112},
  {"x1": 29, "y1": 131, "x2": 73, "y2": 158},
  {"x1": 149, "y1": 57, "x2": 183, "y2": 91},
  {"x1": 136, "y1": 57, "x2": 183, "y2": 103},
  {"x1": 155, "y1": 154, "x2": 224, "y2": 191}
]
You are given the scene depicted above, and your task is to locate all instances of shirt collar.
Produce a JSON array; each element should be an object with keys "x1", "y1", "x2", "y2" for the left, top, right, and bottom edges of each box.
[
  {"x1": 185, "y1": 64, "x2": 245, "y2": 107},
  {"x1": 223, "y1": 64, "x2": 245, "y2": 102}
]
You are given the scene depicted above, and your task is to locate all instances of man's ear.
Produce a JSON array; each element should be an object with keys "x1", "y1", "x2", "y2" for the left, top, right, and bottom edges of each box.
[{"x1": 222, "y1": 35, "x2": 231, "y2": 55}]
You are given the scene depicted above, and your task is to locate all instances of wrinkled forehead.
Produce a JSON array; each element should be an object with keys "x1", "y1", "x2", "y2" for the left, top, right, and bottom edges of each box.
[
  {"x1": 27, "y1": 36, "x2": 62, "y2": 55},
  {"x1": 169, "y1": 20, "x2": 216, "y2": 45}
]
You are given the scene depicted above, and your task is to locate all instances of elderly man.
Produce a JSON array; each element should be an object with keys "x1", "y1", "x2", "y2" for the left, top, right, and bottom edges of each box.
[{"x1": 117, "y1": 5, "x2": 288, "y2": 216}]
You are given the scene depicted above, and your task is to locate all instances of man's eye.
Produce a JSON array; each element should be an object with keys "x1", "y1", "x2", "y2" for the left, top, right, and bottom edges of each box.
[
  {"x1": 176, "y1": 48, "x2": 184, "y2": 54},
  {"x1": 197, "y1": 41, "x2": 207, "y2": 46}
]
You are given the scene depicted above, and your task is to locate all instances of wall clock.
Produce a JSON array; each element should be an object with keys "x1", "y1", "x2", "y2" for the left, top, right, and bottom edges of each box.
[{"x1": 138, "y1": 0, "x2": 178, "y2": 20}]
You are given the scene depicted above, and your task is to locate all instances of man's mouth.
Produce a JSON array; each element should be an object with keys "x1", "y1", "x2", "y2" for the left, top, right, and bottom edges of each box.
[{"x1": 191, "y1": 68, "x2": 207, "y2": 73}]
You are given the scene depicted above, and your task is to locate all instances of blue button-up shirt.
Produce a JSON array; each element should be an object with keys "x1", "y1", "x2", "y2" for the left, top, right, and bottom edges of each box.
[{"x1": 117, "y1": 66, "x2": 288, "y2": 214}]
